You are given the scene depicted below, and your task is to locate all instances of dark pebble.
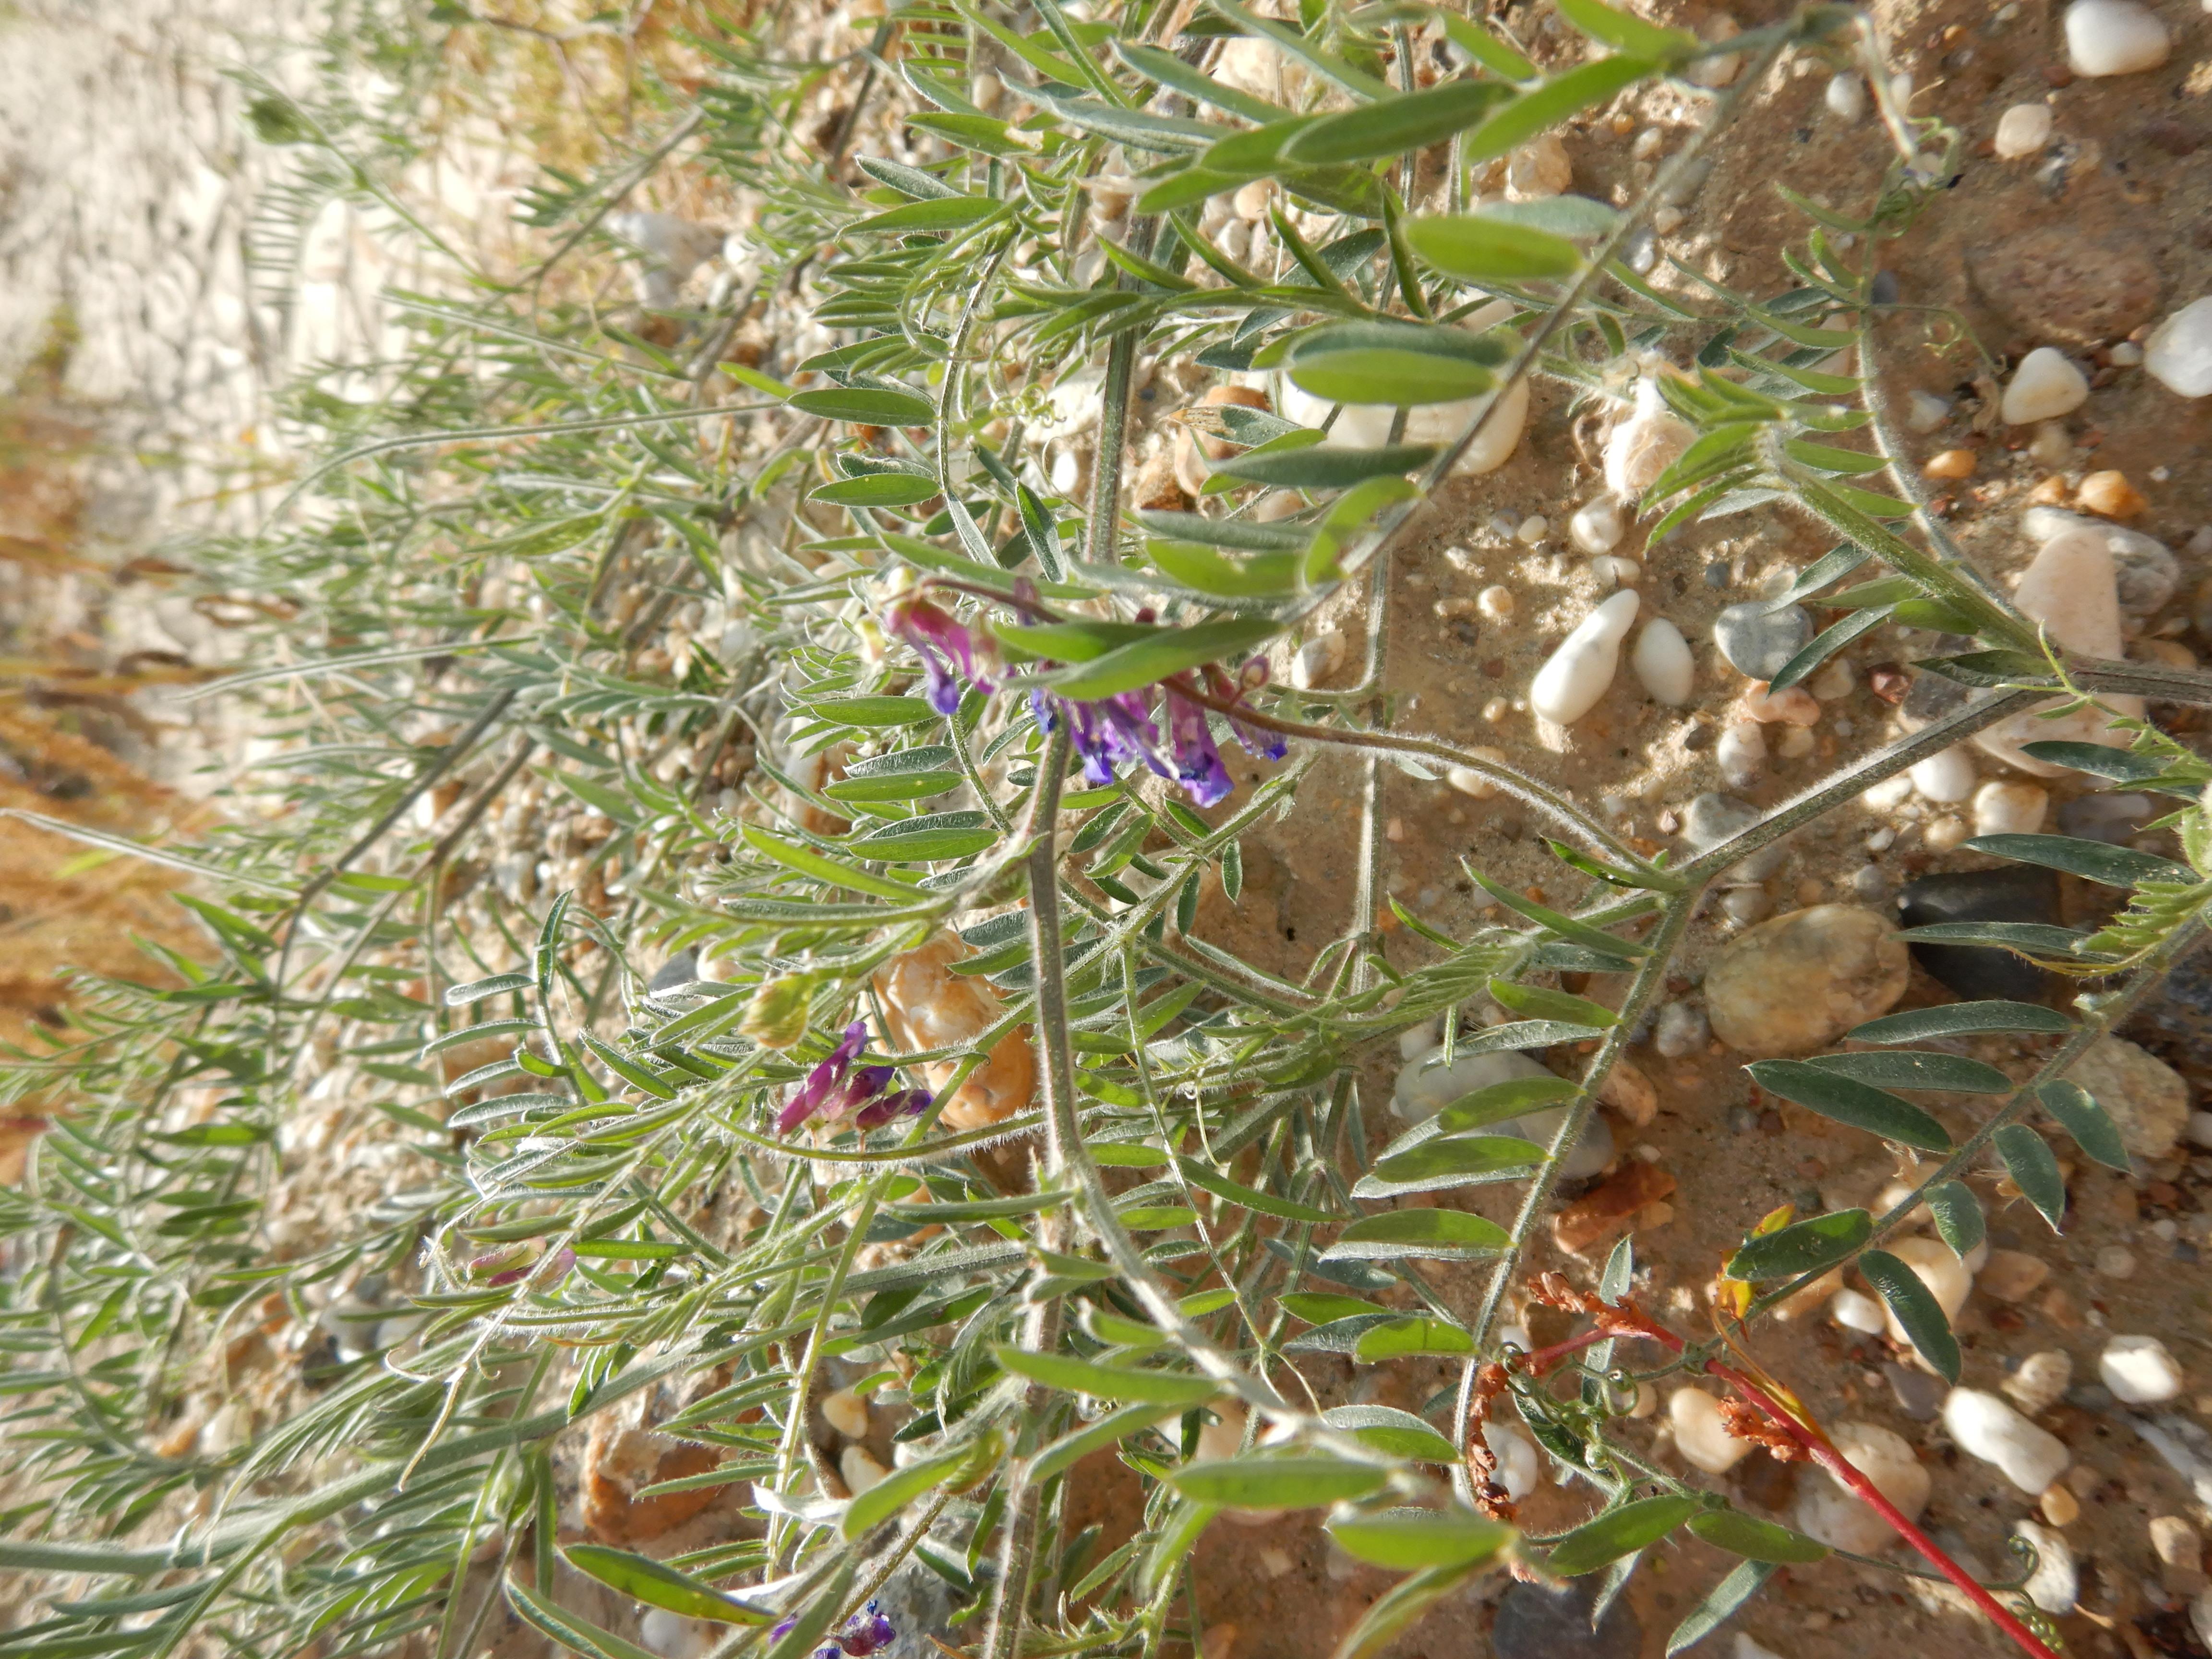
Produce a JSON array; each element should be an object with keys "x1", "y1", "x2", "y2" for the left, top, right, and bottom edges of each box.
[
  {"x1": 1713, "y1": 601, "x2": 1814, "y2": 680},
  {"x1": 1898, "y1": 660, "x2": 1972, "y2": 732},
  {"x1": 1703, "y1": 559, "x2": 1731, "y2": 589},
  {"x1": 1492, "y1": 1580, "x2": 1642, "y2": 1659},
  {"x1": 1871, "y1": 269, "x2": 1900, "y2": 305},
  {"x1": 2126, "y1": 945, "x2": 2212, "y2": 1076},
  {"x1": 648, "y1": 949, "x2": 700, "y2": 993},
  {"x1": 1896, "y1": 867, "x2": 2059, "y2": 1003},
  {"x1": 1729, "y1": 1104, "x2": 1761, "y2": 1133},
  {"x1": 1884, "y1": 1361, "x2": 1947, "y2": 1420}
]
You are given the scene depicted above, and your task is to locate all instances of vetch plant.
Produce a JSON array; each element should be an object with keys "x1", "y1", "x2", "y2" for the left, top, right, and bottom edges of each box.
[{"x1": 6, "y1": 1, "x2": 2212, "y2": 1658}]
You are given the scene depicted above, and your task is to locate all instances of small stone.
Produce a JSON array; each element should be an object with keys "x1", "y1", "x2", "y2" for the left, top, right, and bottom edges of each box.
[
  {"x1": 822, "y1": 1387, "x2": 870, "y2": 1440},
  {"x1": 1973, "y1": 780, "x2": 2049, "y2": 836},
  {"x1": 2078, "y1": 469, "x2": 2149, "y2": 518},
  {"x1": 1445, "y1": 748, "x2": 1508, "y2": 800},
  {"x1": 1291, "y1": 630, "x2": 1347, "y2": 689},
  {"x1": 2014, "y1": 1518, "x2": 2080, "y2": 1614},
  {"x1": 1978, "y1": 1249, "x2": 2052, "y2": 1302},
  {"x1": 2001, "y1": 348, "x2": 2092, "y2": 424},
  {"x1": 2195, "y1": 1588, "x2": 2212, "y2": 1657},
  {"x1": 649, "y1": 949, "x2": 700, "y2": 993},
  {"x1": 1831, "y1": 1286, "x2": 1886, "y2": 1334},
  {"x1": 1910, "y1": 747, "x2": 1978, "y2": 804},
  {"x1": 1972, "y1": 233, "x2": 2163, "y2": 352},
  {"x1": 1477, "y1": 584, "x2": 1515, "y2": 620},
  {"x1": 1570, "y1": 493, "x2": 1626, "y2": 553},
  {"x1": 1974, "y1": 527, "x2": 2142, "y2": 774},
  {"x1": 1923, "y1": 816, "x2": 1970, "y2": 853},
  {"x1": 1685, "y1": 13, "x2": 1742, "y2": 86},
  {"x1": 1809, "y1": 657, "x2": 1854, "y2": 700},
  {"x1": 1795, "y1": 1422, "x2": 1931, "y2": 1553},
  {"x1": 2095, "y1": 1244, "x2": 2138, "y2": 1280},
  {"x1": 1504, "y1": 131, "x2": 1572, "y2": 200},
  {"x1": 1943, "y1": 1388, "x2": 2071, "y2": 1493},
  {"x1": 1654, "y1": 1000, "x2": 1708, "y2": 1058},
  {"x1": 1671, "y1": 1387, "x2": 1751, "y2": 1473},
  {"x1": 2101, "y1": 1334, "x2": 2184, "y2": 1403},
  {"x1": 1905, "y1": 389, "x2": 1952, "y2": 433},
  {"x1": 1995, "y1": 102, "x2": 2055, "y2": 157},
  {"x1": 841, "y1": 1444, "x2": 889, "y2": 1495},
  {"x1": 1491, "y1": 1580, "x2": 1642, "y2": 1659},
  {"x1": 1393, "y1": 1046, "x2": 1612, "y2": 1178},
  {"x1": 1599, "y1": 1056, "x2": 1658, "y2": 1127},
  {"x1": 1717, "y1": 721, "x2": 1766, "y2": 789},
  {"x1": 2151, "y1": 1515, "x2": 2206, "y2": 1595},
  {"x1": 1885, "y1": 1361, "x2": 1948, "y2": 1421},
  {"x1": 1897, "y1": 868, "x2": 2059, "y2": 1003},
  {"x1": 1551, "y1": 1160, "x2": 1674, "y2": 1254},
  {"x1": 2068, "y1": 1034, "x2": 2187, "y2": 1158},
  {"x1": 2040, "y1": 1480, "x2": 2080, "y2": 1527},
  {"x1": 1714, "y1": 601, "x2": 1814, "y2": 680},
  {"x1": 1923, "y1": 447, "x2": 1978, "y2": 480},
  {"x1": 2020, "y1": 505, "x2": 2177, "y2": 618},
  {"x1": 1825, "y1": 70, "x2": 1867, "y2": 120},
  {"x1": 2006, "y1": 1351, "x2": 2073, "y2": 1414},
  {"x1": 1737, "y1": 682, "x2": 1821, "y2": 726},
  {"x1": 2065, "y1": 0, "x2": 2171, "y2": 75},
  {"x1": 1531, "y1": 590, "x2": 1640, "y2": 726},
  {"x1": 2146, "y1": 298, "x2": 2212, "y2": 397},
  {"x1": 1516, "y1": 514, "x2": 1550, "y2": 545},
  {"x1": 1633, "y1": 617, "x2": 1695, "y2": 705},
  {"x1": 1720, "y1": 887, "x2": 1773, "y2": 926},
  {"x1": 1682, "y1": 792, "x2": 1786, "y2": 880},
  {"x1": 1705, "y1": 905, "x2": 1910, "y2": 1057}
]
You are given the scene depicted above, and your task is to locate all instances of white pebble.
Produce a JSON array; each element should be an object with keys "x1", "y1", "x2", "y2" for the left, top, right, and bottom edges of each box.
[
  {"x1": 840, "y1": 1444, "x2": 889, "y2": 1495},
  {"x1": 1530, "y1": 589, "x2": 1640, "y2": 725},
  {"x1": 1633, "y1": 618, "x2": 1695, "y2": 706},
  {"x1": 1973, "y1": 780, "x2": 2049, "y2": 836},
  {"x1": 1904, "y1": 389, "x2": 1952, "y2": 433},
  {"x1": 2002, "y1": 348, "x2": 2091, "y2": 425},
  {"x1": 1591, "y1": 555, "x2": 1643, "y2": 591},
  {"x1": 1795, "y1": 1422, "x2": 1931, "y2": 1553},
  {"x1": 1734, "y1": 1640, "x2": 1786, "y2": 1659},
  {"x1": 640, "y1": 1610, "x2": 723, "y2": 1659},
  {"x1": 1863, "y1": 774, "x2": 1912, "y2": 811},
  {"x1": 1670, "y1": 1386, "x2": 1751, "y2": 1473},
  {"x1": 1910, "y1": 747, "x2": 1978, "y2": 804},
  {"x1": 1717, "y1": 721, "x2": 1766, "y2": 789},
  {"x1": 1830, "y1": 1286, "x2": 1887, "y2": 1334},
  {"x1": 1923, "y1": 815, "x2": 1970, "y2": 852},
  {"x1": 1477, "y1": 584, "x2": 1515, "y2": 620},
  {"x1": 2196, "y1": 1587, "x2": 2212, "y2": 1656},
  {"x1": 2146, "y1": 297, "x2": 2212, "y2": 398},
  {"x1": 2014, "y1": 1518, "x2": 2080, "y2": 1614},
  {"x1": 1445, "y1": 748, "x2": 1508, "y2": 800},
  {"x1": 1570, "y1": 493, "x2": 1626, "y2": 553},
  {"x1": 1825, "y1": 71, "x2": 1867, "y2": 120},
  {"x1": 1994, "y1": 102, "x2": 2054, "y2": 158},
  {"x1": 1943, "y1": 1388, "x2": 2071, "y2": 1493},
  {"x1": 2100, "y1": 1334, "x2": 2184, "y2": 1403},
  {"x1": 2004, "y1": 1350, "x2": 2074, "y2": 1414},
  {"x1": 1515, "y1": 514, "x2": 1549, "y2": 545},
  {"x1": 2065, "y1": 0, "x2": 2171, "y2": 75},
  {"x1": 1809, "y1": 658, "x2": 1854, "y2": 700},
  {"x1": 2113, "y1": 341, "x2": 2145, "y2": 367},
  {"x1": 1291, "y1": 630, "x2": 1347, "y2": 689},
  {"x1": 2188, "y1": 1109, "x2": 2212, "y2": 1150},
  {"x1": 2096, "y1": 1244, "x2": 2137, "y2": 1279},
  {"x1": 1479, "y1": 1418, "x2": 1542, "y2": 1499},
  {"x1": 2028, "y1": 421, "x2": 2074, "y2": 467},
  {"x1": 821, "y1": 1387, "x2": 870, "y2": 1440}
]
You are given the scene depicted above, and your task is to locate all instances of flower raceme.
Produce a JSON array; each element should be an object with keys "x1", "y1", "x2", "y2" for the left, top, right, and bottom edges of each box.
[
  {"x1": 768, "y1": 1601, "x2": 897, "y2": 1659},
  {"x1": 775, "y1": 1020, "x2": 930, "y2": 1134},
  {"x1": 879, "y1": 584, "x2": 1286, "y2": 808}
]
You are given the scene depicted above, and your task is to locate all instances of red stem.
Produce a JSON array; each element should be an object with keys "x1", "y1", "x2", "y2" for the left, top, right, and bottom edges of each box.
[{"x1": 1516, "y1": 1315, "x2": 2057, "y2": 1659}]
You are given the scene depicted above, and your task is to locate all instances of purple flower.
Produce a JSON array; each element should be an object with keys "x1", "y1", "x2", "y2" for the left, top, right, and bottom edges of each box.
[
  {"x1": 837, "y1": 1602, "x2": 897, "y2": 1657},
  {"x1": 1164, "y1": 690, "x2": 1232, "y2": 808},
  {"x1": 1207, "y1": 661, "x2": 1287, "y2": 761},
  {"x1": 776, "y1": 1020, "x2": 867, "y2": 1133},
  {"x1": 853, "y1": 1087, "x2": 931, "y2": 1132},
  {"x1": 886, "y1": 595, "x2": 994, "y2": 716}
]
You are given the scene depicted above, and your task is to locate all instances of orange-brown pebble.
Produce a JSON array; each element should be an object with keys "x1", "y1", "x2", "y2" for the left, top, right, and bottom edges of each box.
[
  {"x1": 2077, "y1": 469, "x2": 2148, "y2": 518},
  {"x1": 1923, "y1": 448, "x2": 1977, "y2": 480},
  {"x1": 873, "y1": 931, "x2": 1035, "y2": 1129},
  {"x1": 2026, "y1": 475, "x2": 2070, "y2": 505},
  {"x1": 582, "y1": 1420, "x2": 723, "y2": 1542},
  {"x1": 1736, "y1": 681, "x2": 1821, "y2": 727}
]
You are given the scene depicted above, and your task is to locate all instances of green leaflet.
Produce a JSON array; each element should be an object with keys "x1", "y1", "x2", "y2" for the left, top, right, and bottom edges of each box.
[
  {"x1": 1848, "y1": 1000, "x2": 2069, "y2": 1044},
  {"x1": 2038, "y1": 1079, "x2": 2130, "y2": 1172},
  {"x1": 1320, "y1": 1405, "x2": 1462, "y2": 1463},
  {"x1": 1326, "y1": 1505, "x2": 1512, "y2": 1570},
  {"x1": 1744, "y1": 1060, "x2": 1949, "y2": 1153},
  {"x1": 1044, "y1": 617, "x2": 1284, "y2": 699},
  {"x1": 1279, "y1": 79, "x2": 1516, "y2": 167},
  {"x1": 1321, "y1": 1208, "x2": 1510, "y2": 1262},
  {"x1": 1167, "y1": 1455, "x2": 1388, "y2": 1509},
  {"x1": 1995, "y1": 1124, "x2": 2068, "y2": 1230},
  {"x1": 1722, "y1": 1208, "x2": 1870, "y2": 1281},
  {"x1": 1458, "y1": 57, "x2": 1658, "y2": 166},
  {"x1": 1858, "y1": 1249, "x2": 1960, "y2": 1382},
  {"x1": 1403, "y1": 212, "x2": 1582, "y2": 282},
  {"x1": 1684, "y1": 1510, "x2": 1828, "y2": 1564},
  {"x1": 788, "y1": 386, "x2": 936, "y2": 425},
  {"x1": 1547, "y1": 1495, "x2": 1697, "y2": 1575},
  {"x1": 561, "y1": 1546, "x2": 764, "y2": 1623}
]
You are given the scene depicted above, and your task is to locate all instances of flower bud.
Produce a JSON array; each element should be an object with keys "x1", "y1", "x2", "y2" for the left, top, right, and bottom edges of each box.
[{"x1": 739, "y1": 974, "x2": 814, "y2": 1049}]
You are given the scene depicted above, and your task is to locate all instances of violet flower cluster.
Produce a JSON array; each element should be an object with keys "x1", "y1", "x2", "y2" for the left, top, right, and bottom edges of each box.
[
  {"x1": 770, "y1": 1600, "x2": 897, "y2": 1659},
  {"x1": 776, "y1": 1021, "x2": 929, "y2": 1134},
  {"x1": 883, "y1": 591, "x2": 1285, "y2": 810}
]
